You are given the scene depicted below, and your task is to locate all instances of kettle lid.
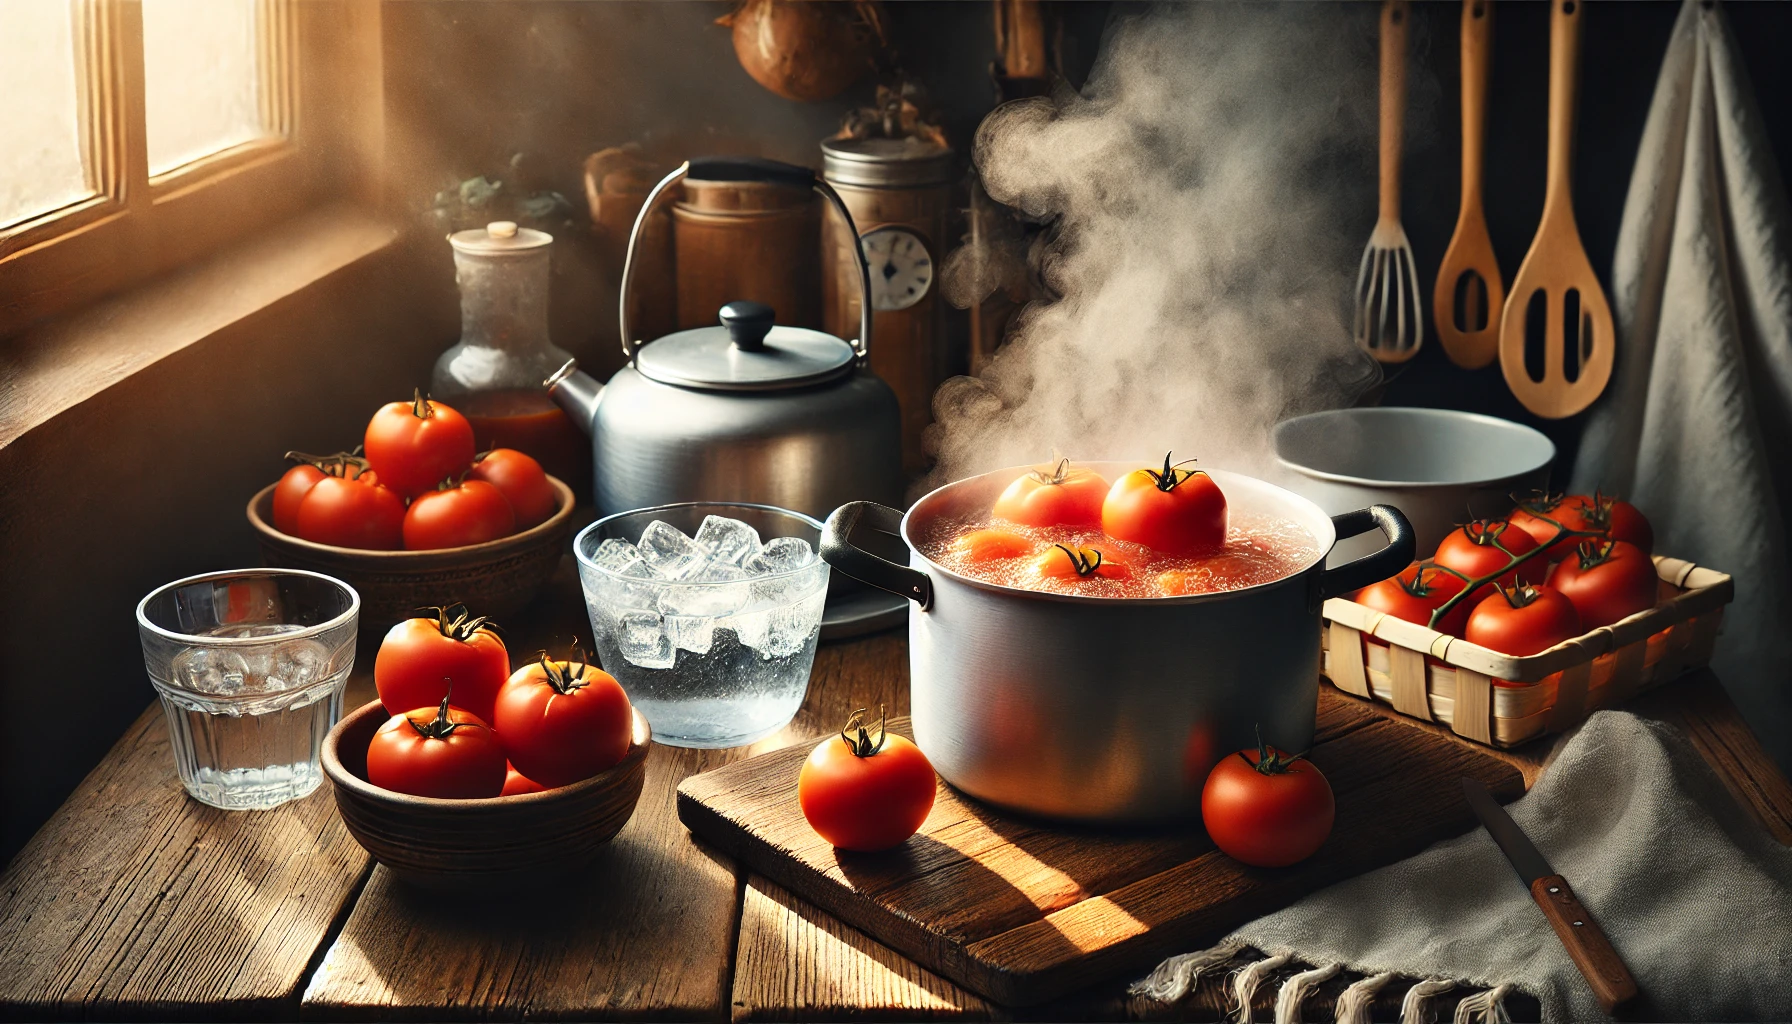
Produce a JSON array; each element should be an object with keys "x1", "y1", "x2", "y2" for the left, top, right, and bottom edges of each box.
[{"x1": 635, "y1": 301, "x2": 855, "y2": 392}]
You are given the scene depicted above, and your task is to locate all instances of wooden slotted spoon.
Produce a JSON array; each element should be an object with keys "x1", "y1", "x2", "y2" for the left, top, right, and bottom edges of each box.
[
  {"x1": 1354, "y1": 0, "x2": 1423, "y2": 364},
  {"x1": 1499, "y1": 0, "x2": 1613, "y2": 418},
  {"x1": 1434, "y1": 0, "x2": 1504, "y2": 369}
]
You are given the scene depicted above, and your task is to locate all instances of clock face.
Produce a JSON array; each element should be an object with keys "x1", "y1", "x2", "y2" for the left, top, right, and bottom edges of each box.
[{"x1": 861, "y1": 227, "x2": 933, "y2": 312}]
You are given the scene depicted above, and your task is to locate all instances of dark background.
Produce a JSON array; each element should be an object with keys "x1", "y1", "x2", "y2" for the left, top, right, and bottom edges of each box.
[{"x1": 6, "y1": 0, "x2": 1791, "y2": 864}]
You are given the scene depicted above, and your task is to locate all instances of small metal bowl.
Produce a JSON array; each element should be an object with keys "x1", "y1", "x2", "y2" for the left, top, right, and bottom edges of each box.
[
  {"x1": 321, "y1": 699, "x2": 650, "y2": 890},
  {"x1": 246, "y1": 476, "x2": 575, "y2": 629}
]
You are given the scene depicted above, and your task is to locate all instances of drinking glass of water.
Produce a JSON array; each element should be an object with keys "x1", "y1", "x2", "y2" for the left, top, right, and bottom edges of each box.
[
  {"x1": 575, "y1": 503, "x2": 829, "y2": 748},
  {"x1": 136, "y1": 569, "x2": 359, "y2": 810}
]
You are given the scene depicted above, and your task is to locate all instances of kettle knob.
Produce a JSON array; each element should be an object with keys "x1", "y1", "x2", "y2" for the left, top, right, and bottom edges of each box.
[{"x1": 719, "y1": 301, "x2": 775, "y2": 352}]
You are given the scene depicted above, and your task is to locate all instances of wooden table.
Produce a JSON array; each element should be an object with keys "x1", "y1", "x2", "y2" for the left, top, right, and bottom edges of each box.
[{"x1": 4, "y1": 561, "x2": 1788, "y2": 1022}]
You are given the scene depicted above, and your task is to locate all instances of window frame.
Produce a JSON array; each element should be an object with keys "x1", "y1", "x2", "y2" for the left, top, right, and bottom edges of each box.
[{"x1": 1, "y1": 0, "x2": 368, "y2": 340}]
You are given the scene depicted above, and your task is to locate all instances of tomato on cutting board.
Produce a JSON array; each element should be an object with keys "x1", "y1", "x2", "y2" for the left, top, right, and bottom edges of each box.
[
  {"x1": 363, "y1": 390, "x2": 477, "y2": 499},
  {"x1": 1101, "y1": 452, "x2": 1227, "y2": 558},
  {"x1": 1433, "y1": 519, "x2": 1546, "y2": 595},
  {"x1": 1353, "y1": 562, "x2": 1473, "y2": 636},
  {"x1": 1201, "y1": 730, "x2": 1335, "y2": 868},
  {"x1": 374, "y1": 605, "x2": 510, "y2": 722},
  {"x1": 492, "y1": 641, "x2": 634, "y2": 788},
  {"x1": 1548, "y1": 539, "x2": 1658, "y2": 628},
  {"x1": 470, "y1": 448, "x2": 557, "y2": 529},
  {"x1": 1464, "y1": 584, "x2": 1584, "y2": 656},
  {"x1": 798, "y1": 707, "x2": 937, "y2": 852},
  {"x1": 1031, "y1": 543, "x2": 1133, "y2": 581},
  {"x1": 403, "y1": 478, "x2": 517, "y2": 551},
  {"x1": 992, "y1": 459, "x2": 1108, "y2": 530},
  {"x1": 293, "y1": 471, "x2": 406, "y2": 551},
  {"x1": 366, "y1": 695, "x2": 507, "y2": 799}
]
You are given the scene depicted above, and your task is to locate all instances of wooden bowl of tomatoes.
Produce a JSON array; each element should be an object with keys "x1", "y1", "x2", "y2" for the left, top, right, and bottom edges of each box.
[
  {"x1": 321, "y1": 697, "x2": 650, "y2": 889},
  {"x1": 246, "y1": 474, "x2": 575, "y2": 629}
]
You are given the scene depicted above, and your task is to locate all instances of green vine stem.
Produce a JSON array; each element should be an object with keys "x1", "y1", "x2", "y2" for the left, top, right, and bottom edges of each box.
[{"x1": 1416, "y1": 513, "x2": 1609, "y2": 632}]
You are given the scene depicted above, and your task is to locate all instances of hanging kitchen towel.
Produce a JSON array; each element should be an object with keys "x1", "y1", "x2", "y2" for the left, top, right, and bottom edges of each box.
[
  {"x1": 1570, "y1": 0, "x2": 1792, "y2": 767},
  {"x1": 1130, "y1": 711, "x2": 1792, "y2": 1023}
]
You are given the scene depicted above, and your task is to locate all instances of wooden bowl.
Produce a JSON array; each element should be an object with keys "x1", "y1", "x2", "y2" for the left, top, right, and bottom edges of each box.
[
  {"x1": 246, "y1": 476, "x2": 575, "y2": 629},
  {"x1": 321, "y1": 699, "x2": 650, "y2": 889}
]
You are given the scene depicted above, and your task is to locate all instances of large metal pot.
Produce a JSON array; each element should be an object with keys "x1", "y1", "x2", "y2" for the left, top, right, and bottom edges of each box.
[
  {"x1": 547, "y1": 156, "x2": 903, "y2": 520},
  {"x1": 820, "y1": 463, "x2": 1412, "y2": 824}
]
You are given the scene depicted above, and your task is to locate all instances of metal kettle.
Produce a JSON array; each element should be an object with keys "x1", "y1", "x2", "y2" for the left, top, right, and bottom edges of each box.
[{"x1": 547, "y1": 156, "x2": 904, "y2": 520}]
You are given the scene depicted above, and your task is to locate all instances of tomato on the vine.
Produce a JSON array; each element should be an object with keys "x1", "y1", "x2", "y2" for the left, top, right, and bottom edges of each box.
[
  {"x1": 374, "y1": 605, "x2": 509, "y2": 722},
  {"x1": 293, "y1": 472, "x2": 405, "y2": 551},
  {"x1": 1101, "y1": 452, "x2": 1228, "y2": 558},
  {"x1": 403, "y1": 478, "x2": 516, "y2": 550},
  {"x1": 1434, "y1": 519, "x2": 1546, "y2": 595},
  {"x1": 1549, "y1": 540, "x2": 1658, "y2": 628},
  {"x1": 366, "y1": 696, "x2": 507, "y2": 799},
  {"x1": 492, "y1": 641, "x2": 634, "y2": 788},
  {"x1": 949, "y1": 528, "x2": 1037, "y2": 564},
  {"x1": 798, "y1": 707, "x2": 937, "y2": 852},
  {"x1": 1201, "y1": 729, "x2": 1335, "y2": 868},
  {"x1": 1464, "y1": 584, "x2": 1583, "y2": 656},
  {"x1": 1353, "y1": 562, "x2": 1473, "y2": 636},
  {"x1": 274, "y1": 450, "x2": 380, "y2": 537},
  {"x1": 469, "y1": 448, "x2": 557, "y2": 529},
  {"x1": 1508, "y1": 493, "x2": 1602, "y2": 562},
  {"x1": 1031, "y1": 543, "x2": 1133, "y2": 582},
  {"x1": 363, "y1": 390, "x2": 477, "y2": 499},
  {"x1": 1584, "y1": 493, "x2": 1655, "y2": 555},
  {"x1": 992, "y1": 459, "x2": 1108, "y2": 530}
]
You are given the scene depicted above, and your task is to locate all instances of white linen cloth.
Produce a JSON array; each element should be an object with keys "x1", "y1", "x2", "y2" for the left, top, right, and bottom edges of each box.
[
  {"x1": 1571, "y1": 0, "x2": 1792, "y2": 768},
  {"x1": 1131, "y1": 712, "x2": 1792, "y2": 1023}
]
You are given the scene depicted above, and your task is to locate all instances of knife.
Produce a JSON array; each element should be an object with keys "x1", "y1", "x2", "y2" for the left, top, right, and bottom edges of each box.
[{"x1": 1461, "y1": 777, "x2": 1638, "y2": 1013}]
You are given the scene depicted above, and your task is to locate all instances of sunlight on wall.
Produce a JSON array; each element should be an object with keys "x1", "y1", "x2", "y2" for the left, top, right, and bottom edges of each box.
[
  {"x1": 0, "y1": 0, "x2": 88, "y2": 227},
  {"x1": 143, "y1": 0, "x2": 264, "y2": 175}
]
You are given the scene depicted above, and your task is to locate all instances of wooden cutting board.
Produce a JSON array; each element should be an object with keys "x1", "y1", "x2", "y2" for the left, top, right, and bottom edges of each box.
[{"x1": 677, "y1": 692, "x2": 1524, "y2": 1007}]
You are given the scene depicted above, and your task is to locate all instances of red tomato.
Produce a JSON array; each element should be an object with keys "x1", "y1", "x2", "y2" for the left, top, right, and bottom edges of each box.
[
  {"x1": 374, "y1": 605, "x2": 510, "y2": 722},
  {"x1": 949, "y1": 528, "x2": 1037, "y2": 563},
  {"x1": 798, "y1": 708, "x2": 937, "y2": 852},
  {"x1": 273, "y1": 464, "x2": 327, "y2": 535},
  {"x1": 1201, "y1": 731, "x2": 1335, "y2": 868},
  {"x1": 364, "y1": 390, "x2": 477, "y2": 498},
  {"x1": 293, "y1": 474, "x2": 405, "y2": 550},
  {"x1": 1464, "y1": 584, "x2": 1584, "y2": 656},
  {"x1": 992, "y1": 459, "x2": 1108, "y2": 529},
  {"x1": 403, "y1": 479, "x2": 516, "y2": 550},
  {"x1": 1433, "y1": 519, "x2": 1546, "y2": 596},
  {"x1": 492, "y1": 642, "x2": 634, "y2": 788},
  {"x1": 502, "y1": 762, "x2": 547, "y2": 796},
  {"x1": 1101, "y1": 453, "x2": 1228, "y2": 558},
  {"x1": 1353, "y1": 562, "x2": 1473, "y2": 636},
  {"x1": 1031, "y1": 543, "x2": 1133, "y2": 581},
  {"x1": 1508, "y1": 493, "x2": 1603, "y2": 562},
  {"x1": 470, "y1": 448, "x2": 557, "y2": 529},
  {"x1": 366, "y1": 696, "x2": 507, "y2": 799},
  {"x1": 1586, "y1": 493, "x2": 1655, "y2": 555},
  {"x1": 1549, "y1": 540, "x2": 1658, "y2": 628}
]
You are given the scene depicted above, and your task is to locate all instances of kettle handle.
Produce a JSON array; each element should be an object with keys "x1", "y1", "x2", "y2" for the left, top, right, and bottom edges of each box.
[{"x1": 618, "y1": 158, "x2": 874, "y2": 365}]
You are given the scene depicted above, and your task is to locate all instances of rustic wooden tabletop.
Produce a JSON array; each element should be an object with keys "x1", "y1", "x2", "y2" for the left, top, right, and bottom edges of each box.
[{"x1": 3, "y1": 558, "x2": 1788, "y2": 1022}]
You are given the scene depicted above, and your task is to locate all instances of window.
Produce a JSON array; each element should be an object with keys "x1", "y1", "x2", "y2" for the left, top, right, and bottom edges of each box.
[{"x1": 1, "y1": 0, "x2": 365, "y2": 339}]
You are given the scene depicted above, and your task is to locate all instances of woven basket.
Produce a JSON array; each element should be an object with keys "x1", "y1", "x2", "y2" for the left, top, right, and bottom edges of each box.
[{"x1": 1321, "y1": 556, "x2": 1733, "y2": 748}]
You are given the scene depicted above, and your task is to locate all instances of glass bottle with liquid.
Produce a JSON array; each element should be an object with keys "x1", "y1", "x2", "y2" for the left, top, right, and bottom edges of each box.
[{"x1": 432, "y1": 221, "x2": 589, "y2": 490}]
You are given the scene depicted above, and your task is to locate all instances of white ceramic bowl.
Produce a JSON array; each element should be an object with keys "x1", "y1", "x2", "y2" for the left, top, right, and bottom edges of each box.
[{"x1": 1272, "y1": 408, "x2": 1555, "y2": 564}]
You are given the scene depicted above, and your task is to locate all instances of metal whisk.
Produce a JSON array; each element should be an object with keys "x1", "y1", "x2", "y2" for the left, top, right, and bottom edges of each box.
[{"x1": 1354, "y1": 0, "x2": 1423, "y2": 363}]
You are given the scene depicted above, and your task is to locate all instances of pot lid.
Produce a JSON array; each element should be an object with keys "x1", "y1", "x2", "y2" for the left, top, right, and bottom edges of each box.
[
  {"x1": 821, "y1": 137, "x2": 955, "y2": 188},
  {"x1": 449, "y1": 221, "x2": 553, "y2": 256},
  {"x1": 635, "y1": 301, "x2": 856, "y2": 392}
]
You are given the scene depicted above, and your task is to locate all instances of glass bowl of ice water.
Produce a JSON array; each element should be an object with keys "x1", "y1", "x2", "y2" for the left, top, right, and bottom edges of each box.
[
  {"x1": 136, "y1": 569, "x2": 359, "y2": 810},
  {"x1": 575, "y1": 503, "x2": 830, "y2": 748}
]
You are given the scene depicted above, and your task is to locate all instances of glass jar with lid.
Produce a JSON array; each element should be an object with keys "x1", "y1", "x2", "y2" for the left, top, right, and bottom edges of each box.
[{"x1": 431, "y1": 221, "x2": 588, "y2": 490}]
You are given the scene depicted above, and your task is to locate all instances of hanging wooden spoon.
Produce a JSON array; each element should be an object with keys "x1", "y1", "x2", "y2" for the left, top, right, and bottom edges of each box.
[
  {"x1": 1435, "y1": 0, "x2": 1504, "y2": 369},
  {"x1": 1498, "y1": 0, "x2": 1613, "y2": 418}
]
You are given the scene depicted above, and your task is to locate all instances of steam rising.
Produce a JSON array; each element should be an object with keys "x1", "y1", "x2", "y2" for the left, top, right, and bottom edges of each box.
[{"x1": 930, "y1": 5, "x2": 1390, "y2": 484}]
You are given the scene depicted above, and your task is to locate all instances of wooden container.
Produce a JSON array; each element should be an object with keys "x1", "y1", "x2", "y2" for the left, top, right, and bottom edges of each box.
[
  {"x1": 673, "y1": 178, "x2": 819, "y2": 330},
  {"x1": 1322, "y1": 556, "x2": 1733, "y2": 747},
  {"x1": 246, "y1": 477, "x2": 575, "y2": 629},
  {"x1": 322, "y1": 700, "x2": 650, "y2": 890}
]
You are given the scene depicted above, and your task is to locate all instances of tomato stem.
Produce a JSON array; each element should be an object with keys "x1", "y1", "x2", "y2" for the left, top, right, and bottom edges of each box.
[
  {"x1": 1243, "y1": 724, "x2": 1311, "y2": 775},
  {"x1": 285, "y1": 449, "x2": 371, "y2": 479},
  {"x1": 417, "y1": 603, "x2": 500, "y2": 643},
  {"x1": 1143, "y1": 451, "x2": 1202, "y2": 493},
  {"x1": 1027, "y1": 457, "x2": 1075, "y2": 487},
  {"x1": 839, "y1": 706, "x2": 889, "y2": 758},
  {"x1": 409, "y1": 387, "x2": 439, "y2": 420},
  {"x1": 406, "y1": 693, "x2": 466, "y2": 740},
  {"x1": 535, "y1": 639, "x2": 592, "y2": 695},
  {"x1": 1053, "y1": 544, "x2": 1106, "y2": 578}
]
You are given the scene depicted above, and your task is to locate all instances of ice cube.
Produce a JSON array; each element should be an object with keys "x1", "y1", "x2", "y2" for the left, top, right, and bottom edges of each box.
[
  {"x1": 693, "y1": 515, "x2": 762, "y2": 566},
  {"x1": 720, "y1": 607, "x2": 772, "y2": 651},
  {"x1": 616, "y1": 609, "x2": 675, "y2": 669},
  {"x1": 657, "y1": 563, "x2": 750, "y2": 618},
  {"x1": 590, "y1": 537, "x2": 643, "y2": 572},
  {"x1": 750, "y1": 560, "x2": 828, "y2": 609},
  {"x1": 266, "y1": 639, "x2": 331, "y2": 691},
  {"x1": 761, "y1": 590, "x2": 827, "y2": 658},
  {"x1": 746, "y1": 536, "x2": 815, "y2": 574},
  {"x1": 638, "y1": 520, "x2": 711, "y2": 579},
  {"x1": 172, "y1": 648, "x2": 250, "y2": 695},
  {"x1": 664, "y1": 613, "x2": 717, "y2": 655}
]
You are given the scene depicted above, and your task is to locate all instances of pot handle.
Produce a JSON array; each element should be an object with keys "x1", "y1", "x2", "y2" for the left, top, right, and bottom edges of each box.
[
  {"x1": 1318, "y1": 505, "x2": 1415, "y2": 600},
  {"x1": 618, "y1": 158, "x2": 874, "y2": 365},
  {"x1": 821, "y1": 502, "x2": 932, "y2": 610}
]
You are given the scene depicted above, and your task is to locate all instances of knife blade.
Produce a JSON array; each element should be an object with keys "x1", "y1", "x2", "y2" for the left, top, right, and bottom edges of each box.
[{"x1": 1461, "y1": 777, "x2": 1638, "y2": 1013}]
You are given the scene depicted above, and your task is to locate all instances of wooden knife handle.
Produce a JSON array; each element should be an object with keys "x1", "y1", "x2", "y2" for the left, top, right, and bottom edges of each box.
[{"x1": 1530, "y1": 875, "x2": 1638, "y2": 1012}]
